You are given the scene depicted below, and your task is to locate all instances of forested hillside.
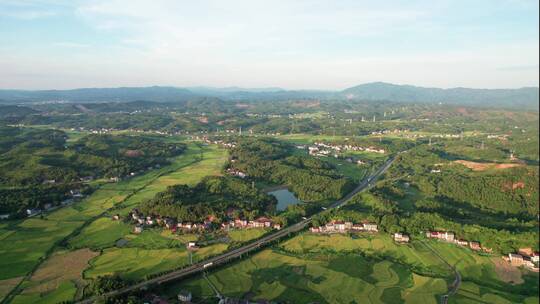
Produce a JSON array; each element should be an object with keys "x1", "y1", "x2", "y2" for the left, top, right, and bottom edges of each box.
[
  {"x1": 139, "y1": 176, "x2": 276, "y2": 222},
  {"x1": 228, "y1": 138, "x2": 355, "y2": 201},
  {"x1": 0, "y1": 127, "x2": 186, "y2": 214}
]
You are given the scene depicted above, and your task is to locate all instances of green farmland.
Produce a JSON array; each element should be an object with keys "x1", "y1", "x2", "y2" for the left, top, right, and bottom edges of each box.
[
  {"x1": 172, "y1": 233, "x2": 539, "y2": 304},
  {"x1": 2, "y1": 143, "x2": 228, "y2": 303}
]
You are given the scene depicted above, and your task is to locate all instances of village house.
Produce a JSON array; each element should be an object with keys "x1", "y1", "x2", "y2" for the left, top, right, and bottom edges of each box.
[
  {"x1": 133, "y1": 225, "x2": 143, "y2": 234},
  {"x1": 310, "y1": 227, "x2": 321, "y2": 233},
  {"x1": 333, "y1": 221, "x2": 347, "y2": 232},
  {"x1": 469, "y1": 241, "x2": 481, "y2": 251},
  {"x1": 226, "y1": 168, "x2": 247, "y2": 178},
  {"x1": 234, "y1": 219, "x2": 248, "y2": 228},
  {"x1": 252, "y1": 217, "x2": 272, "y2": 228},
  {"x1": 351, "y1": 223, "x2": 364, "y2": 231},
  {"x1": 517, "y1": 248, "x2": 540, "y2": 265},
  {"x1": 532, "y1": 253, "x2": 540, "y2": 263},
  {"x1": 178, "y1": 290, "x2": 192, "y2": 303},
  {"x1": 70, "y1": 189, "x2": 84, "y2": 198},
  {"x1": 363, "y1": 222, "x2": 378, "y2": 232},
  {"x1": 523, "y1": 256, "x2": 535, "y2": 268},
  {"x1": 164, "y1": 218, "x2": 175, "y2": 229},
  {"x1": 180, "y1": 222, "x2": 193, "y2": 230},
  {"x1": 80, "y1": 176, "x2": 94, "y2": 182},
  {"x1": 112, "y1": 214, "x2": 120, "y2": 221},
  {"x1": 456, "y1": 239, "x2": 469, "y2": 247},
  {"x1": 394, "y1": 233, "x2": 410, "y2": 243},
  {"x1": 481, "y1": 246, "x2": 493, "y2": 253},
  {"x1": 509, "y1": 253, "x2": 524, "y2": 266},
  {"x1": 26, "y1": 208, "x2": 41, "y2": 216},
  {"x1": 426, "y1": 231, "x2": 455, "y2": 242}
]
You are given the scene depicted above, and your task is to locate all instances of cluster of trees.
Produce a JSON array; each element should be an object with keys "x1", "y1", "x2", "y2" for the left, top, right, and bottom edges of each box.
[
  {"x1": 229, "y1": 138, "x2": 355, "y2": 202},
  {"x1": 84, "y1": 275, "x2": 129, "y2": 296},
  {"x1": 73, "y1": 134, "x2": 186, "y2": 178},
  {"x1": 385, "y1": 146, "x2": 539, "y2": 217},
  {"x1": 0, "y1": 184, "x2": 92, "y2": 214},
  {"x1": 139, "y1": 176, "x2": 277, "y2": 222}
]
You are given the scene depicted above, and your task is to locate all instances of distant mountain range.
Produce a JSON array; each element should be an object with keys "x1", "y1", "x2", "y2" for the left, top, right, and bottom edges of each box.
[{"x1": 0, "y1": 82, "x2": 537, "y2": 109}]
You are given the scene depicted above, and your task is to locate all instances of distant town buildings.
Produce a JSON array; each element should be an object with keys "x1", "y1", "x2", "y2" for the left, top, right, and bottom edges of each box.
[{"x1": 306, "y1": 142, "x2": 385, "y2": 158}]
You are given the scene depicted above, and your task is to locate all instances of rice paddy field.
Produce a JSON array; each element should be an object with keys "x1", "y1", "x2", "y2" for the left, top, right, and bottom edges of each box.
[
  {"x1": 228, "y1": 229, "x2": 269, "y2": 243},
  {"x1": 10, "y1": 249, "x2": 98, "y2": 304},
  {"x1": 171, "y1": 234, "x2": 539, "y2": 304},
  {"x1": 84, "y1": 247, "x2": 190, "y2": 280},
  {"x1": 0, "y1": 143, "x2": 228, "y2": 302},
  {"x1": 171, "y1": 249, "x2": 447, "y2": 304}
]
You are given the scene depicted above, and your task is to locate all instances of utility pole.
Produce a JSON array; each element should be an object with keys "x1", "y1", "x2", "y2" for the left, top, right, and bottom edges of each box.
[
  {"x1": 373, "y1": 115, "x2": 376, "y2": 122},
  {"x1": 429, "y1": 137, "x2": 432, "y2": 146},
  {"x1": 239, "y1": 126, "x2": 242, "y2": 136},
  {"x1": 480, "y1": 141, "x2": 484, "y2": 150}
]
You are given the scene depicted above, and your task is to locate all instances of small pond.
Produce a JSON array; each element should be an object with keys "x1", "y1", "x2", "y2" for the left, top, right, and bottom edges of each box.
[{"x1": 267, "y1": 188, "x2": 301, "y2": 211}]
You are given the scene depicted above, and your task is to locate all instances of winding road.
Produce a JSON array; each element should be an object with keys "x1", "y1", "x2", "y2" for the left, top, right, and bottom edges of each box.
[
  {"x1": 77, "y1": 156, "x2": 397, "y2": 303},
  {"x1": 421, "y1": 241, "x2": 462, "y2": 304}
]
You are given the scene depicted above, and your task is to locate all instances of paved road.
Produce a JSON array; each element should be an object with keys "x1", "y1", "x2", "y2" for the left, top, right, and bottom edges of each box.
[
  {"x1": 422, "y1": 241, "x2": 462, "y2": 304},
  {"x1": 77, "y1": 156, "x2": 397, "y2": 303}
]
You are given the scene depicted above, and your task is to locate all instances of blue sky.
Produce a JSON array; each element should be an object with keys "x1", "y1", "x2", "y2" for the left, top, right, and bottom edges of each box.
[{"x1": 0, "y1": 0, "x2": 538, "y2": 90}]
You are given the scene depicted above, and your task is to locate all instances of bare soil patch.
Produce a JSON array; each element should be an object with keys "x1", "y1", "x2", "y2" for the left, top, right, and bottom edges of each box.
[
  {"x1": 454, "y1": 160, "x2": 523, "y2": 171},
  {"x1": 492, "y1": 257, "x2": 523, "y2": 284},
  {"x1": 22, "y1": 249, "x2": 98, "y2": 294},
  {"x1": 124, "y1": 149, "x2": 143, "y2": 157}
]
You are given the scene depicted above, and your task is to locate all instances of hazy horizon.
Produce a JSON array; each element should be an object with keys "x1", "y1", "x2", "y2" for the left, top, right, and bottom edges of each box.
[
  {"x1": 1, "y1": 0, "x2": 539, "y2": 90},
  {"x1": 1, "y1": 81, "x2": 539, "y2": 92}
]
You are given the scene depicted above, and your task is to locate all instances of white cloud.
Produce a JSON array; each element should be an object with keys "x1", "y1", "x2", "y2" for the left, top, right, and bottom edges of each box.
[{"x1": 0, "y1": 0, "x2": 538, "y2": 89}]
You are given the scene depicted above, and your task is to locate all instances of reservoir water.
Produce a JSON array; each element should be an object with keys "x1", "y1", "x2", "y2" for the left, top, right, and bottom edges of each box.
[{"x1": 267, "y1": 188, "x2": 301, "y2": 211}]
